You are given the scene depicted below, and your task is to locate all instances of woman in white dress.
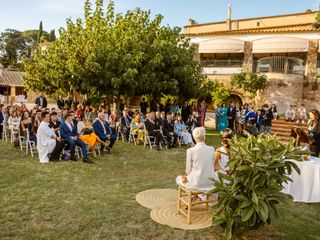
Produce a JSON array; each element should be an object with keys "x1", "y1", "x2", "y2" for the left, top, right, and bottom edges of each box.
[
  {"x1": 214, "y1": 128, "x2": 233, "y2": 174},
  {"x1": 176, "y1": 127, "x2": 215, "y2": 191},
  {"x1": 174, "y1": 115, "x2": 193, "y2": 146}
]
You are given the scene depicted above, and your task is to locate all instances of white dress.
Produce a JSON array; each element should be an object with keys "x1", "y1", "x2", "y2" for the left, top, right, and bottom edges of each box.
[
  {"x1": 176, "y1": 142, "x2": 215, "y2": 192},
  {"x1": 37, "y1": 121, "x2": 56, "y2": 164},
  {"x1": 216, "y1": 146, "x2": 230, "y2": 174}
]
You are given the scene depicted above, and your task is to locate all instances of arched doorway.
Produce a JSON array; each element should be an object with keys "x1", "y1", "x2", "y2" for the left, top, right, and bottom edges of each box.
[{"x1": 227, "y1": 94, "x2": 243, "y2": 105}]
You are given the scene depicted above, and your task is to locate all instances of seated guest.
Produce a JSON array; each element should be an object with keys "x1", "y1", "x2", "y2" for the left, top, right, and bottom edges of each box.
[
  {"x1": 176, "y1": 127, "x2": 215, "y2": 191},
  {"x1": 31, "y1": 109, "x2": 42, "y2": 135},
  {"x1": 8, "y1": 111, "x2": 20, "y2": 140},
  {"x1": 307, "y1": 109, "x2": 320, "y2": 157},
  {"x1": 162, "y1": 112, "x2": 178, "y2": 148},
  {"x1": 88, "y1": 106, "x2": 98, "y2": 123},
  {"x1": 145, "y1": 112, "x2": 165, "y2": 150},
  {"x1": 75, "y1": 104, "x2": 83, "y2": 119},
  {"x1": 109, "y1": 110, "x2": 119, "y2": 134},
  {"x1": 60, "y1": 113, "x2": 93, "y2": 163},
  {"x1": 186, "y1": 111, "x2": 201, "y2": 133},
  {"x1": 77, "y1": 113, "x2": 107, "y2": 157},
  {"x1": 93, "y1": 112, "x2": 116, "y2": 154},
  {"x1": 285, "y1": 105, "x2": 295, "y2": 122},
  {"x1": 8, "y1": 110, "x2": 20, "y2": 133},
  {"x1": 174, "y1": 114, "x2": 193, "y2": 146},
  {"x1": 49, "y1": 112, "x2": 61, "y2": 135},
  {"x1": 20, "y1": 111, "x2": 37, "y2": 142},
  {"x1": 119, "y1": 109, "x2": 132, "y2": 142},
  {"x1": 296, "y1": 104, "x2": 307, "y2": 124},
  {"x1": 130, "y1": 114, "x2": 146, "y2": 145},
  {"x1": 37, "y1": 111, "x2": 65, "y2": 163},
  {"x1": 214, "y1": 128, "x2": 233, "y2": 174}
]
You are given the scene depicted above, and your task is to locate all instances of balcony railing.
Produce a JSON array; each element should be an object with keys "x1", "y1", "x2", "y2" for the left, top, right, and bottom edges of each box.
[
  {"x1": 253, "y1": 57, "x2": 305, "y2": 75},
  {"x1": 200, "y1": 59, "x2": 244, "y2": 68}
]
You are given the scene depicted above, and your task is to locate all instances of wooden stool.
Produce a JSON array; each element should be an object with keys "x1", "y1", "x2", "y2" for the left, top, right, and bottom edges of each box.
[{"x1": 176, "y1": 185, "x2": 210, "y2": 224}]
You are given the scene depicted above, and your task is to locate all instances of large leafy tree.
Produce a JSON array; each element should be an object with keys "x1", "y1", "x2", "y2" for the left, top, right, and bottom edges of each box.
[
  {"x1": 24, "y1": 0, "x2": 206, "y2": 105},
  {"x1": 0, "y1": 24, "x2": 55, "y2": 70}
]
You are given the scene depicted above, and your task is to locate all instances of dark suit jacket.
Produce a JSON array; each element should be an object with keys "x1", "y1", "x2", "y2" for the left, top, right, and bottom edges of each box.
[
  {"x1": 162, "y1": 119, "x2": 174, "y2": 134},
  {"x1": 120, "y1": 115, "x2": 132, "y2": 129},
  {"x1": 145, "y1": 119, "x2": 156, "y2": 133},
  {"x1": 60, "y1": 122, "x2": 78, "y2": 139},
  {"x1": 227, "y1": 106, "x2": 237, "y2": 119},
  {"x1": 65, "y1": 99, "x2": 72, "y2": 108},
  {"x1": 0, "y1": 111, "x2": 4, "y2": 124},
  {"x1": 57, "y1": 99, "x2": 64, "y2": 109},
  {"x1": 93, "y1": 120, "x2": 111, "y2": 141},
  {"x1": 35, "y1": 97, "x2": 47, "y2": 108}
]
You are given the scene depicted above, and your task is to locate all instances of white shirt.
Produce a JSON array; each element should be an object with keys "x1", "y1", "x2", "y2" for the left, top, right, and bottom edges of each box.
[
  {"x1": 99, "y1": 120, "x2": 106, "y2": 134},
  {"x1": 65, "y1": 122, "x2": 73, "y2": 132}
]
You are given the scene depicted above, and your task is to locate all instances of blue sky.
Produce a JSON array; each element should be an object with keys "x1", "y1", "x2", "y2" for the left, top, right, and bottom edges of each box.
[{"x1": 0, "y1": 0, "x2": 319, "y2": 33}]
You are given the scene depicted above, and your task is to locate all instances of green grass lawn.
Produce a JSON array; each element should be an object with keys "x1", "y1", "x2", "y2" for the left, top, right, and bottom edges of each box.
[{"x1": 0, "y1": 134, "x2": 320, "y2": 240}]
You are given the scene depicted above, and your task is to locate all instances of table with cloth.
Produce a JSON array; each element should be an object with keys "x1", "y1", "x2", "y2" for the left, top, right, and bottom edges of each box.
[{"x1": 283, "y1": 157, "x2": 320, "y2": 203}]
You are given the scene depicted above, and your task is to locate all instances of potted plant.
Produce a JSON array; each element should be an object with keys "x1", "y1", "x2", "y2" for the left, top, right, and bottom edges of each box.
[{"x1": 211, "y1": 133, "x2": 308, "y2": 239}]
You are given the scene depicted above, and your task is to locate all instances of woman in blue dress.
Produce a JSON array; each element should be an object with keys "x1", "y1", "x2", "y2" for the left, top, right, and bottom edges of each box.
[{"x1": 217, "y1": 103, "x2": 228, "y2": 132}]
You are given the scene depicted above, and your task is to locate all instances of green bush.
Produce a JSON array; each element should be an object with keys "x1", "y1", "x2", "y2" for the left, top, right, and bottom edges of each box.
[{"x1": 211, "y1": 133, "x2": 308, "y2": 239}]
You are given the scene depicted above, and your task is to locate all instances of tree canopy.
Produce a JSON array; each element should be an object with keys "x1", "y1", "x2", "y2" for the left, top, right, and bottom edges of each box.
[
  {"x1": 0, "y1": 23, "x2": 55, "y2": 70},
  {"x1": 231, "y1": 71, "x2": 268, "y2": 95},
  {"x1": 24, "y1": 0, "x2": 206, "y2": 103}
]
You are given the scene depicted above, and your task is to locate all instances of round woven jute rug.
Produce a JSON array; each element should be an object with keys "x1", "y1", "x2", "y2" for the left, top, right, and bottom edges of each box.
[
  {"x1": 136, "y1": 189, "x2": 178, "y2": 209},
  {"x1": 150, "y1": 202, "x2": 213, "y2": 230}
]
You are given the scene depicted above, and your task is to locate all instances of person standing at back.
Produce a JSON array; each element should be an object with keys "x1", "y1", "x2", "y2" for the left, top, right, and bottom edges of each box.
[
  {"x1": 140, "y1": 97, "x2": 148, "y2": 116},
  {"x1": 0, "y1": 104, "x2": 4, "y2": 140},
  {"x1": 35, "y1": 94, "x2": 47, "y2": 108}
]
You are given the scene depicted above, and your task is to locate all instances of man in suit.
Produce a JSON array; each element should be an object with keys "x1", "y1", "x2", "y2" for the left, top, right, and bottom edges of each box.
[
  {"x1": 93, "y1": 112, "x2": 116, "y2": 154},
  {"x1": 35, "y1": 94, "x2": 47, "y2": 108},
  {"x1": 227, "y1": 102, "x2": 237, "y2": 131},
  {"x1": 0, "y1": 104, "x2": 4, "y2": 140},
  {"x1": 119, "y1": 109, "x2": 132, "y2": 142},
  {"x1": 65, "y1": 96, "x2": 72, "y2": 109},
  {"x1": 181, "y1": 101, "x2": 191, "y2": 124},
  {"x1": 57, "y1": 95, "x2": 65, "y2": 110},
  {"x1": 162, "y1": 112, "x2": 178, "y2": 148},
  {"x1": 81, "y1": 94, "x2": 90, "y2": 108},
  {"x1": 60, "y1": 113, "x2": 93, "y2": 163},
  {"x1": 140, "y1": 98, "x2": 148, "y2": 116},
  {"x1": 145, "y1": 112, "x2": 165, "y2": 150}
]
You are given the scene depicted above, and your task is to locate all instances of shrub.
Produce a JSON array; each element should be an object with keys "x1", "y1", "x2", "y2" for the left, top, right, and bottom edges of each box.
[{"x1": 211, "y1": 133, "x2": 308, "y2": 239}]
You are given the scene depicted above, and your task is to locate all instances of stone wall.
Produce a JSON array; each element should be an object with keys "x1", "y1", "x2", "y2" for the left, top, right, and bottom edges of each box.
[{"x1": 257, "y1": 73, "x2": 304, "y2": 113}]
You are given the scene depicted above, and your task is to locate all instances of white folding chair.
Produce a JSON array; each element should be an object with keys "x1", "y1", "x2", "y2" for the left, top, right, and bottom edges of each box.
[
  {"x1": 144, "y1": 130, "x2": 157, "y2": 149},
  {"x1": 128, "y1": 126, "x2": 137, "y2": 145},
  {"x1": 116, "y1": 125, "x2": 125, "y2": 142},
  {"x1": 18, "y1": 130, "x2": 26, "y2": 151},
  {"x1": 25, "y1": 128, "x2": 36, "y2": 157},
  {"x1": 2, "y1": 123, "x2": 9, "y2": 142}
]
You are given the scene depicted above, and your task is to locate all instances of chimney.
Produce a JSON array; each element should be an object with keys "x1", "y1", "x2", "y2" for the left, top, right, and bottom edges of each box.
[
  {"x1": 188, "y1": 19, "x2": 198, "y2": 26},
  {"x1": 226, "y1": 3, "x2": 232, "y2": 30}
]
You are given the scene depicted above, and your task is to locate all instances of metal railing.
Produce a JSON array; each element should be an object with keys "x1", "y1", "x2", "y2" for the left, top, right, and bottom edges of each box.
[
  {"x1": 200, "y1": 59, "x2": 244, "y2": 68},
  {"x1": 253, "y1": 57, "x2": 305, "y2": 75}
]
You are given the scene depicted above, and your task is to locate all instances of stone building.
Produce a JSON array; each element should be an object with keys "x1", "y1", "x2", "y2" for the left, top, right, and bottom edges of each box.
[
  {"x1": 184, "y1": 8, "x2": 320, "y2": 113},
  {"x1": 0, "y1": 64, "x2": 26, "y2": 103}
]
